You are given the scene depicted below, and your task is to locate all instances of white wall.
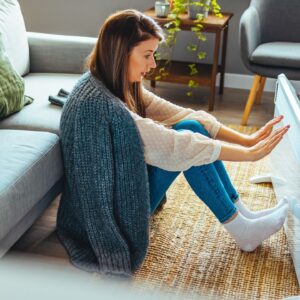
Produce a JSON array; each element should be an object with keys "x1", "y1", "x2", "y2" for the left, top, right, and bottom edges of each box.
[{"x1": 18, "y1": 0, "x2": 250, "y2": 75}]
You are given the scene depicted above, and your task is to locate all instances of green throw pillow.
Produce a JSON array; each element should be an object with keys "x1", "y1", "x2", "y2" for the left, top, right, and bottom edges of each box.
[{"x1": 0, "y1": 34, "x2": 33, "y2": 119}]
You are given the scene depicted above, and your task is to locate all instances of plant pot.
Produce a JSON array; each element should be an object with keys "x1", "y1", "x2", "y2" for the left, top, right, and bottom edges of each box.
[
  {"x1": 155, "y1": 1, "x2": 171, "y2": 18},
  {"x1": 188, "y1": 0, "x2": 211, "y2": 20}
]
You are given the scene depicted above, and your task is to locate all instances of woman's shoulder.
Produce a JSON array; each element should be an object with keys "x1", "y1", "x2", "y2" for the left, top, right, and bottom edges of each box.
[
  {"x1": 76, "y1": 73, "x2": 123, "y2": 102},
  {"x1": 63, "y1": 72, "x2": 129, "y2": 120},
  {"x1": 66, "y1": 73, "x2": 120, "y2": 107},
  {"x1": 72, "y1": 72, "x2": 107, "y2": 99}
]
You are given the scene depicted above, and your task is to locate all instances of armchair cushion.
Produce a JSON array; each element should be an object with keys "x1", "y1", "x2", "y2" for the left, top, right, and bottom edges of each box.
[
  {"x1": 251, "y1": 42, "x2": 300, "y2": 69},
  {"x1": 0, "y1": 0, "x2": 29, "y2": 76}
]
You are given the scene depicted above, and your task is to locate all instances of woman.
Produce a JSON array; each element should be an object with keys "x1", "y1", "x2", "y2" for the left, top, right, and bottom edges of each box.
[{"x1": 70, "y1": 9, "x2": 289, "y2": 253}]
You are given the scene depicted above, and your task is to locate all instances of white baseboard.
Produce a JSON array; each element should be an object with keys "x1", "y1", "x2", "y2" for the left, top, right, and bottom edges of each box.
[{"x1": 217, "y1": 73, "x2": 300, "y2": 93}]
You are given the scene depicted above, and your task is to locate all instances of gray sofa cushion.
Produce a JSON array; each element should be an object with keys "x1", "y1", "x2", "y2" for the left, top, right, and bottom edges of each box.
[
  {"x1": 0, "y1": 0, "x2": 29, "y2": 76},
  {"x1": 251, "y1": 42, "x2": 300, "y2": 68},
  {"x1": 28, "y1": 32, "x2": 96, "y2": 74},
  {"x1": 0, "y1": 129, "x2": 63, "y2": 241},
  {"x1": 0, "y1": 73, "x2": 79, "y2": 134}
]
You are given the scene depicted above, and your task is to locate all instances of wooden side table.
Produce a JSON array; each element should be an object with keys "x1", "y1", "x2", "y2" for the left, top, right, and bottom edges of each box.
[{"x1": 144, "y1": 8, "x2": 233, "y2": 111}]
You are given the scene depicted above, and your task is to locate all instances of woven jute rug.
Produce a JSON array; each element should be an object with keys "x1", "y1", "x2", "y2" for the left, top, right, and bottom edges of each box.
[
  {"x1": 132, "y1": 125, "x2": 300, "y2": 299},
  {"x1": 13, "y1": 125, "x2": 300, "y2": 299}
]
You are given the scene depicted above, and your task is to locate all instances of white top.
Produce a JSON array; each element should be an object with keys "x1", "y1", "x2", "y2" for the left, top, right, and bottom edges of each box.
[{"x1": 128, "y1": 87, "x2": 223, "y2": 171}]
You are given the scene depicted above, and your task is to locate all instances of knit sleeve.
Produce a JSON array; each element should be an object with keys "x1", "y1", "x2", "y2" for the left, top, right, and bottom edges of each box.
[
  {"x1": 142, "y1": 86, "x2": 222, "y2": 138},
  {"x1": 128, "y1": 110, "x2": 222, "y2": 172},
  {"x1": 73, "y1": 105, "x2": 131, "y2": 274}
]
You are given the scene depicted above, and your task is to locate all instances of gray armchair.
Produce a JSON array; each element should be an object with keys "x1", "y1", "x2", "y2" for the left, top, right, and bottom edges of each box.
[{"x1": 239, "y1": 0, "x2": 300, "y2": 125}]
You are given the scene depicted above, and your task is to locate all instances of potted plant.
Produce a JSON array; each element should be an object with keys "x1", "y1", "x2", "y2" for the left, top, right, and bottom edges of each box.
[
  {"x1": 154, "y1": 0, "x2": 222, "y2": 96},
  {"x1": 188, "y1": 0, "x2": 211, "y2": 19}
]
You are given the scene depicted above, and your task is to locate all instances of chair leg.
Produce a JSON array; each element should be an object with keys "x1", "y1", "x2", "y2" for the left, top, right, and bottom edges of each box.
[
  {"x1": 255, "y1": 76, "x2": 266, "y2": 104},
  {"x1": 241, "y1": 75, "x2": 262, "y2": 126}
]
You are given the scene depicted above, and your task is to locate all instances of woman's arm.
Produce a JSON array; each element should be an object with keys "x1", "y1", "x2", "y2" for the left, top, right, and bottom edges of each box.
[
  {"x1": 215, "y1": 125, "x2": 251, "y2": 147},
  {"x1": 142, "y1": 86, "x2": 194, "y2": 124},
  {"x1": 216, "y1": 116, "x2": 285, "y2": 147},
  {"x1": 127, "y1": 108, "x2": 222, "y2": 171},
  {"x1": 142, "y1": 86, "x2": 222, "y2": 138},
  {"x1": 218, "y1": 124, "x2": 289, "y2": 161}
]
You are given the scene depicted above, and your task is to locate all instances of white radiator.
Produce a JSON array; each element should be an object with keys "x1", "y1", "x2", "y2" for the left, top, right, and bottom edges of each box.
[{"x1": 269, "y1": 74, "x2": 300, "y2": 283}]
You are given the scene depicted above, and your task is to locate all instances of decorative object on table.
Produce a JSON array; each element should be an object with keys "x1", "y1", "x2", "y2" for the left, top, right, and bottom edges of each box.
[
  {"x1": 144, "y1": 7, "x2": 232, "y2": 111},
  {"x1": 188, "y1": 0, "x2": 211, "y2": 19},
  {"x1": 162, "y1": 0, "x2": 221, "y2": 64},
  {"x1": 152, "y1": 0, "x2": 222, "y2": 96},
  {"x1": 154, "y1": 1, "x2": 170, "y2": 18}
]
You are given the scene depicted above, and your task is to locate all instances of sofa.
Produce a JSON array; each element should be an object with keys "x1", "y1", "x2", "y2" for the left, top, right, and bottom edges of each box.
[{"x1": 0, "y1": 0, "x2": 96, "y2": 257}]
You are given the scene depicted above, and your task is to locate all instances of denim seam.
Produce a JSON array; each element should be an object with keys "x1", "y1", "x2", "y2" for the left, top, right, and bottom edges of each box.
[
  {"x1": 219, "y1": 206, "x2": 237, "y2": 223},
  {"x1": 231, "y1": 194, "x2": 240, "y2": 203}
]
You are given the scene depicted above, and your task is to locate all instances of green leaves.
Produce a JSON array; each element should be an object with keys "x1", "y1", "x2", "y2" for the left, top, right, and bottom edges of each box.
[
  {"x1": 154, "y1": 52, "x2": 161, "y2": 60},
  {"x1": 197, "y1": 51, "x2": 206, "y2": 60},
  {"x1": 187, "y1": 43, "x2": 198, "y2": 52},
  {"x1": 211, "y1": 0, "x2": 222, "y2": 16},
  {"x1": 187, "y1": 80, "x2": 199, "y2": 96},
  {"x1": 188, "y1": 63, "x2": 198, "y2": 76},
  {"x1": 154, "y1": 0, "x2": 221, "y2": 97},
  {"x1": 158, "y1": 66, "x2": 169, "y2": 79}
]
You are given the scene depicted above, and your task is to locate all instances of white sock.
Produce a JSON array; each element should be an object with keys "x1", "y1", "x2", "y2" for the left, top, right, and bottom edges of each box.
[
  {"x1": 224, "y1": 204, "x2": 288, "y2": 252},
  {"x1": 235, "y1": 197, "x2": 288, "y2": 219}
]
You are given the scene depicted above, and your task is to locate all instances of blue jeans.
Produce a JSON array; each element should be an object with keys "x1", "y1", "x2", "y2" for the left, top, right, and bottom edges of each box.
[{"x1": 148, "y1": 120, "x2": 239, "y2": 223}]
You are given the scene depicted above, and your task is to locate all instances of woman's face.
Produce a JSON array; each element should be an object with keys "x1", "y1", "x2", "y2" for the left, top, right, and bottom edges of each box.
[{"x1": 128, "y1": 37, "x2": 159, "y2": 83}]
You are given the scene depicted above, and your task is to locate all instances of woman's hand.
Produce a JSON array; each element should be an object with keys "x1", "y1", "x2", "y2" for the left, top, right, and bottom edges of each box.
[
  {"x1": 246, "y1": 124, "x2": 290, "y2": 161},
  {"x1": 244, "y1": 115, "x2": 284, "y2": 147},
  {"x1": 218, "y1": 124, "x2": 290, "y2": 162},
  {"x1": 215, "y1": 116, "x2": 285, "y2": 147}
]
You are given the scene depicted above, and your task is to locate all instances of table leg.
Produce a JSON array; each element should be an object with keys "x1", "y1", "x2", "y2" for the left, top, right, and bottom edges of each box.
[
  {"x1": 209, "y1": 31, "x2": 221, "y2": 111},
  {"x1": 219, "y1": 25, "x2": 229, "y2": 95}
]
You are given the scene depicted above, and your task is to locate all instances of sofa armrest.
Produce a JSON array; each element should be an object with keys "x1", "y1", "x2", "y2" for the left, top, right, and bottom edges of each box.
[
  {"x1": 27, "y1": 32, "x2": 96, "y2": 74},
  {"x1": 239, "y1": 7, "x2": 262, "y2": 71}
]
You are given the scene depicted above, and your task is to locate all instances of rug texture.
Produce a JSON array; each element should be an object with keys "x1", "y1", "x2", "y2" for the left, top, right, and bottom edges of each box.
[{"x1": 132, "y1": 125, "x2": 300, "y2": 299}]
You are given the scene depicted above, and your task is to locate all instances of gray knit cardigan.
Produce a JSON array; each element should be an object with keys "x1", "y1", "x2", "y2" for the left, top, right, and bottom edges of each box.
[{"x1": 57, "y1": 72, "x2": 150, "y2": 276}]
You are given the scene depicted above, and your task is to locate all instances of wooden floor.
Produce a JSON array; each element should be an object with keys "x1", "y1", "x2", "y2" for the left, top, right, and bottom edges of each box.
[{"x1": 8, "y1": 82, "x2": 275, "y2": 264}]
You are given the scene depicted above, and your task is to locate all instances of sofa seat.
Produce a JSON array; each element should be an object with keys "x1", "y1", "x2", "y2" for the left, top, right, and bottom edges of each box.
[
  {"x1": 0, "y1": 129, "x2": 63, "y2": 255},
  {"x1": 0, "y1": 73, "x2": 80, "y2": 134}
]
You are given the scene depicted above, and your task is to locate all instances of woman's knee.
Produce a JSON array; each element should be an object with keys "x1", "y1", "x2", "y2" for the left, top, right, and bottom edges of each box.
[{"x1": 173, "y1": 119, "x2": 211, "y2": 137}]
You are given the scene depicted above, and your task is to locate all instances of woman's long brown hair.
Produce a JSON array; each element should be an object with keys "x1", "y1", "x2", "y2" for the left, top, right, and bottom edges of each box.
[{"x1": 86, "y1": 9, "x2": 164, "y2": 117}]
